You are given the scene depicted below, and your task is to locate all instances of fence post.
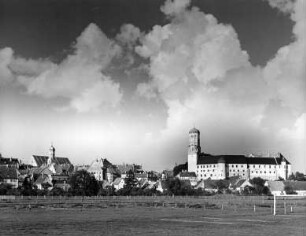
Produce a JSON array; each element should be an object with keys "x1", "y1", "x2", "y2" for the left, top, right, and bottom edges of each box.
[
  {"x1": 273, "y1": 194, "x2": 276, "y2": 216},
  {"x1": 284, "y1": 201, "x2": 286, "y2": 215},
  {"x1": 253, "y1": 205, "x2": 256, "y2": 213}
]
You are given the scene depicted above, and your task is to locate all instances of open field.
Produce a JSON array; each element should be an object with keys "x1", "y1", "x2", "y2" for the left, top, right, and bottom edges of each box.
[{"x1": 0, "y1": 195, "x2": 305, "y2": 235}]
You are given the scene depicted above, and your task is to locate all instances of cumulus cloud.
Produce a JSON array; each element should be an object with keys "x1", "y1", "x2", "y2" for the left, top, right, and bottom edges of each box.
[
  {"x1": 135, "y1": 0, "x2": 305, "y2": 170},
  {"x1": 17, "y1": 23, "x2": 122, "y2": 112},
  {"x1": 0, "y1": 47, "x2": 14, "y2": 85},
  {"x1": 116, "y1": 24, "x2": 142, "y2": 47},
  {"x1": 161, "y1": 0, "x2": 191, "y2": 16},
  {"x1": 136, "y1": 5, "x2": 249, "y2": 99}
]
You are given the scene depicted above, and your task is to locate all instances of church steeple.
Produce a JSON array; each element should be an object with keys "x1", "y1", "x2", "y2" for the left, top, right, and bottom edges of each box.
[
  {"x1": 48, "y1": 143, "x2": 55, "y2": 165},
  {"x1": 188, "y1": 127, "x2": 201, "y2": 154}
]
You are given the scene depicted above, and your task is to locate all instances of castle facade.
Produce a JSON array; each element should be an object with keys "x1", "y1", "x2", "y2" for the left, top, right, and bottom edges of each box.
[{"x1": 187, "y1": 128, "x2": 291, "y2": 180}]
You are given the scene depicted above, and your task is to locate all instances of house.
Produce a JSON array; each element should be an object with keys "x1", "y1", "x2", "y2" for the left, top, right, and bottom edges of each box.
[
  {"x1": 194, "y1": 179, "x2": 205, "y2": 189},
  {"x1": 176, "y1": 171, "x2": 197, "y2": 186},
  {"x1": 34, "y1": 174, "x2": 53, "y2": 190},
  {"x1": 265, "y1": 181, "x2": 285, "y2": 195},
  {"x1": 203, "y1": 179, "x2": 219, "y2": 193},
  {"x1": 135, "y1": 172, "x2": 149, "y2": 181},
  {"x1": 113, "y1": 178, "x2": 125, "y2": 190},
  {"x1": 0, "y1": 166, "x2": 18, "y2": 188},
  {"x1": 117, "y1": 163, "x2": 143, "y2": 178},
  {"x1": 161, "y1": 170, "x2": 173, "y2": 180},
  {"x1": 230, "y1": 179, "x2": 253, "y2": 193},
  {"x1": 87, "y1": 158, "x2": 119, "y2": 182},
  {"x1": 156, "y1": 180, "x2": 168, "y2": 193},
  {"x1": 144, "y1": 181, "x2": 157, "y2": 191},
  {"x1": 0, "y1": 154, "x2": 19, "y2": 168},
  {"x1": 30, "y1": 145, "x2": 73, "y2": 172}
]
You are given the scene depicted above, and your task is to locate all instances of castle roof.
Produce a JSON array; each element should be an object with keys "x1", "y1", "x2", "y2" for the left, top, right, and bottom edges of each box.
[
  {"x1": 197, "y1": 153, "x2": 291, "y2": 165},
  {"x1": 189, "y1": 127, "x2": 200, "y2": 134}
]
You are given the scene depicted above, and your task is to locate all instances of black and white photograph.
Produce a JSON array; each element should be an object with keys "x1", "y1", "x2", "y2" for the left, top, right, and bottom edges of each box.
[{"x1": 0, "y1": 0, "x2": 305, "y2": 235}]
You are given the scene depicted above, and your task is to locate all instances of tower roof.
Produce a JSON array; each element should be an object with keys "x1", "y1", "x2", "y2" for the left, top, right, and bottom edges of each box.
[
  {"x1": 189, "y1": 127, "x2": 200, "y2": 134},
  {"x1": 49, "y1": 144, "x2": 55, "y2": 151}
]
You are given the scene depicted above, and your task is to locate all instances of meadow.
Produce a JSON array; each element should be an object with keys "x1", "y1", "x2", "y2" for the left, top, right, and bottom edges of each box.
[{"x1": 0, "y1": 195, "x2": 305, "y2": 235}]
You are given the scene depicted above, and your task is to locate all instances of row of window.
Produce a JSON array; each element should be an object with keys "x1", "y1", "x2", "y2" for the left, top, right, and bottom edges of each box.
[
  {"x1": 198, "y1": 164, "x2": 277, "y2": 169},
  {"x1": 251, "y1": 171, "x2": 276, "y2": 174}
]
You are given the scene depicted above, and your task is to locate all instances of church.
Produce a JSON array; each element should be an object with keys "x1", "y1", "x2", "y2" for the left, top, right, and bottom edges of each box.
[{"x1": 187, "y1": 128, "x2": 292, "y2": 181}]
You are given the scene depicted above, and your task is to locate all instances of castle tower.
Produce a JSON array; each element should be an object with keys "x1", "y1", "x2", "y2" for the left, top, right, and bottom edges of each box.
[
  {"x1": 188, "y1": 128, "x2": 201, "y2": 173},
  {"x1": 48, "y1": 144, "x2": 55, "y2": 165},
  {"x1": 217, "y1": 157, "x2": 226, "y2": 179}
]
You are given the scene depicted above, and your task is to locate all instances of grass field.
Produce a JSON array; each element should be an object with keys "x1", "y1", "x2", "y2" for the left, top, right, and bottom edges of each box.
[{"x1": 0, "y1": 196, "x2": 305, "y2": 235}]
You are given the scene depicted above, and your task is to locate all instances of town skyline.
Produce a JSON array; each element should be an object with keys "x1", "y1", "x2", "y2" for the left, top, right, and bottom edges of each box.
[{"x1": 0, "y1": 0, "x2": 305, "y2": 172}]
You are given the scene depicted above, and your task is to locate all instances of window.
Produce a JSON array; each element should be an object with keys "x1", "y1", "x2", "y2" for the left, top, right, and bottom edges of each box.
[
  {"x1": 253, "y1": 165, "x2": 255, "y2": 168},
  {"x1": 256, "y1": 171, "x2": 258, "y2": 174},
  {"x1": 241, "y1": 165, "x2": 243, "y2": 168},
  {"x1": 236, "y1": 165, "x2": 238, "y2": 168},
  {"x1": 259, "y1": 165, "x2": 261, "y2": 168},
  {"x1": 232, "y1": 165, "x2": 234, "y2": 167}
]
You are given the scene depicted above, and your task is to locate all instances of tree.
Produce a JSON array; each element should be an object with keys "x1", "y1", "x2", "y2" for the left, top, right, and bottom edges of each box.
[
  {"x1": 21, "y1": 176, "x2": 37, "y2": 196},
  {"x1": 216, "y1": 180, "x2": 228, "y2": 192},
  {"x1": 0, "y1": 184, "x2": 12, "y2": 195},
  {"x1": 250, "y1": 177, "x2": 266, "y2": 195},
  {"x1": 173, "y1": 162, "x2": 188, "y2": 177},
  {"x1": 289, "y1": 172, "x2": 306, "y2": 181},
  {"x1": 69, "y1": 170, "x2": 99, "y2": 196}
]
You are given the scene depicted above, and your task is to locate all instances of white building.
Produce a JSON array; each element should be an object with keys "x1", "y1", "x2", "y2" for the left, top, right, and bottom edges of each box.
[{"x1": 187, "y1": 128, "x2": 292, "y2": 180}]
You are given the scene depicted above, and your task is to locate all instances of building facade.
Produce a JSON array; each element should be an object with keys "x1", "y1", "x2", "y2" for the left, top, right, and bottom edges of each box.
[{"x1": 187, "y1": 128, "x2": 292, "y2": 180}]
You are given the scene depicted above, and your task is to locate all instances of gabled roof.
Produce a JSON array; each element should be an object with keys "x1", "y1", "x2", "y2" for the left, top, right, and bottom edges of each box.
[
  {"x1": 32, "y1": 155, "x2": 71, "y2": 166},
  {"x1": 195, "y1": 180, "x2": 205, "y2": 189},
  {"x1": 266, "y1": 181, "x2": 285, "y2": 192},
  {"x1": 0, "y1": 166, "x2": 18, "y2": 179}
]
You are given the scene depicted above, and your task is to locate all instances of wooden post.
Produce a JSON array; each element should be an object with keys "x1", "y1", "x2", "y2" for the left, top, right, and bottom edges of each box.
[
  {"x1": 253, "y1": 205, "x2": 256, "y2": 213},
  {"x1": 290, "y1": 205, "x2": 293, "y2": 213},
  {"x1": 284, "y1": 201, "x2": 286, "y2": 215},
  {"x1": 273, "y1": 194, "x2": 276, "y2": 216}
]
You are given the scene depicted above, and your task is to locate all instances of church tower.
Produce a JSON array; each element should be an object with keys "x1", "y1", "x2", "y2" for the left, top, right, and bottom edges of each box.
[
  {"x1": 188, "y1": 128, "x2": 201, "y2": 173},
  {"x1": 48, "y1": 144, "x2": 55, "y2": 165}
]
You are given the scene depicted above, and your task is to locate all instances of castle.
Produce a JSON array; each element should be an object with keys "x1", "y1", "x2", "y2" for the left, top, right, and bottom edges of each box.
[{"x1": 187, "y1": 128, "x2": 291, "y2": 180}]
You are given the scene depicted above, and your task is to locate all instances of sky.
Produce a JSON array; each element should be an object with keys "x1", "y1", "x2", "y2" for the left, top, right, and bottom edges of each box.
[{"x1": 0, "y1": 0, "x2": 305, "y2": 172}]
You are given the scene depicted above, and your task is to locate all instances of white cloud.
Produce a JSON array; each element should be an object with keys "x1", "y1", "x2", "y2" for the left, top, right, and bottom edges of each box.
[
  {"x1": 136, "y1": 6, "x2": 249, "y2": 99},
  {"x1": 0, "y1": 47, "x2": 14, "y2": 85},
  {"x1": 116, "y1": 24, "x2": 142, "y2": 47},
  {"x1": 134, "y1": 0, "x2": 305, "y2": 171},
  {"x1": 161, "y1": 0, "x2": 191, "y2": 16},
  {"x1": 17, "y1": 23, "x2": 122, "y2": 112}
]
